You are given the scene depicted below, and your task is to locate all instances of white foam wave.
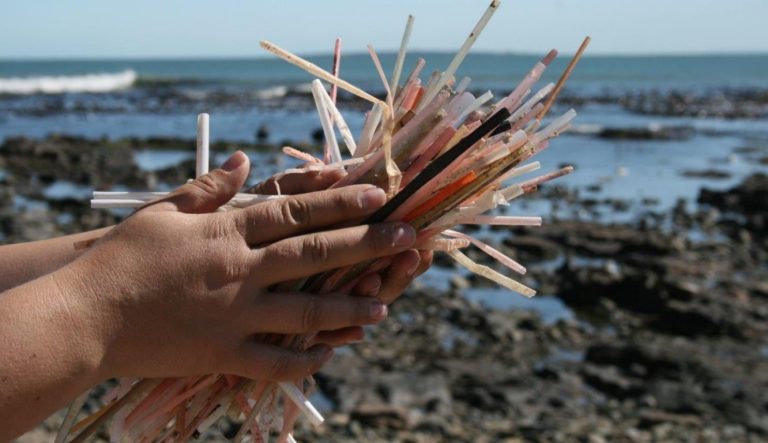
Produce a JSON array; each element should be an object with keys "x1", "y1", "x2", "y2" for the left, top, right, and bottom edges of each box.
[
  {"x1": 0, "y1": 70, "x2": 137, "y2": 94},
  {"x1": 252, "y1": 85, "x2": 288, "y2": 100}
]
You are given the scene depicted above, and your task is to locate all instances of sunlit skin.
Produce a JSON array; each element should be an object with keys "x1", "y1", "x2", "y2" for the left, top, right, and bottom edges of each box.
[{"x1": 0, "y1": 151, "x2": 432, "y2": 440}]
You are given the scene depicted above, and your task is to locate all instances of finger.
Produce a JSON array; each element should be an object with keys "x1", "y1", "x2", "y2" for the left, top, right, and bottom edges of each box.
[
  {"x1": 253, "y1": 222, "x2": 417, "y2": 284},
  {"x1": 248, "y1": 292, "x2": 388, "y2": 334},
  {"x1": 230, "y1": 342, "x2": 334, "y2": 381},
  {"x1": 230, "y1": 185, "x2": 386, "y2": 245},
  {"x1": 310, "y1": 326, "x2": 365, "y2": 347},
  {"x1": 143, "y1": 151, "x2": 250, "y2": 213},
  {"x1": 351, "y1": 273, "x2": 382, "y2": 298},
  {"x1": 247, "y1": 168, "x2": 345, "y2": 195},
  {"x1": 378, "y1": 249, "x2": 432, "y2": 305}
]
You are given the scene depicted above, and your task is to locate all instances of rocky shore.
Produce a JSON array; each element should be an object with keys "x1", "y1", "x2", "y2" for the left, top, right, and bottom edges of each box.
[
  {"x1": 3, "y1": 85, "x2": 768, "y2": 121},
  {"x1": 4, "y1": 136, "x2": 767, "y2": 442}
]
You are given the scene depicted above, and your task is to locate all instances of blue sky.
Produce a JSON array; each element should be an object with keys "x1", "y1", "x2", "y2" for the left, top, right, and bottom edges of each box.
[{"x1": 1, "y1": 0, "x2": 767, "y2": 58}]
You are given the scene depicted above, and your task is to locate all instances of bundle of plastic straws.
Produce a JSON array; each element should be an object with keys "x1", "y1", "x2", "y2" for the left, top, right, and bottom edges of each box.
[{"x1": 58, "y1": 1, "x2": 591, "y2": 441}]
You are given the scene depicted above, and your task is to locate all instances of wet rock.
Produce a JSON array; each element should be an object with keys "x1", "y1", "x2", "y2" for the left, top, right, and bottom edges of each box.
[
  {"x1": 349, "y1": 405, "x2": 410, "y2": 430},
  {"x1": 681, "y1": 169, "x2": 731, "y2": 180},
  {"x1": 598, "y1": 125, "x2": 692, "y2": 141},
  {"x1": 580, "y1": 364, "x2": 645, "y2": 399},
  {"x1": 502, "y1": 235, "x2": 562, "y2": 263}
]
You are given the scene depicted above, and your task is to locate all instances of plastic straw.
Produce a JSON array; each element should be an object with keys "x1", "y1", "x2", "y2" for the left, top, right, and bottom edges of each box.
[
  {"x1": 278, "y1": 382, "x2": 324, "y2": 427},
  {"x1": 419, "y1": 0, "x2": 501, "y2": 110},
  {"x1": 196, "y1": 113, "x2": 209, "y2": 178},
  {"x1": 330, "y1": 38, "x2": 342, "y2": 103},
  {"x1": 260, "y1": 41, "x2": 385, "y2": 106},
  {"x1": 311, "y1": 80, "x2": 342, "y2": 164},
  {"x1": 390, "y1": 15, "x2": 414, "y2": 92}
]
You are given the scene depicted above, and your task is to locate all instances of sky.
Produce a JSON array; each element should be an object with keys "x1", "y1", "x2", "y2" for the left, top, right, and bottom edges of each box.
[{"x1": 1, "y1": 0, "x2": 767, "y2": 59}]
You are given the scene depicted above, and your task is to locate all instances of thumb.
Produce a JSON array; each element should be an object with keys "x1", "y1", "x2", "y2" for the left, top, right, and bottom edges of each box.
[{"x1": 144, "y1": 151, "x2": 250, "y2": 213}]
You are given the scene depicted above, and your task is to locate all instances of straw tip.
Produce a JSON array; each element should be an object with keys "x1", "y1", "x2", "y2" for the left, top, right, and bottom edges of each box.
[{"x1": 543, "y1": 49, "x2": 559, "y2": 66}]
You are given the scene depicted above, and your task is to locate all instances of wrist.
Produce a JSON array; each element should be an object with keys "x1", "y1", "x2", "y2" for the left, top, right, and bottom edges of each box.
[{"x1": 50, "y1": 259, "x2": 115, "y2": 383}]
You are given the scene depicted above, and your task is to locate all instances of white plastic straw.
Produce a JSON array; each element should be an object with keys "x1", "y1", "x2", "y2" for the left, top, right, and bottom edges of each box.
[
  {"x1": 278, "y1": 382, "x2": 324, "y2": 427},
  {"x1": 459, "y1": 215, "x2": 543, "y2": 226},
  {"x1": 91, "y1": 192, "x2": 282, "y2": 209},
  {"x1": 530, "y1": 109, "x2": 577, "y2": 144},
  {"x1": 316, "y1": 80, "x2": 357, "y2": 156},
  {"x1": 196, "y1": 113, "x2": 209, "y2": 178},
  {"x1": 390, "y1": 14, "x2": 415, "y2": 92},
  {"x1": 311, "y1": 80, "x2": 342, "y2": 164},
  {"x1": 356, "y1": 105, "x2": 383, "y2": 157},
  {"x1": 455, "y1": 90, "x2": 493, "y2": 125},
  {"x1": 455, "y1": 76, "x2": 472, "y2": 94},
  {"x1": 260, "y1": 41, "x2": 385, "y2": 107},
  {"x1": 508, "y1": 83, "x2": 555, "y2": 124},
  {"x1": 419, "y1": 0, "x2": 501, "y2": 110}
]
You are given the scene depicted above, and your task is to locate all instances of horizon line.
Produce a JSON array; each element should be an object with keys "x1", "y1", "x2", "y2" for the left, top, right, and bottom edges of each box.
[{"x1": 2, "y1": 49, "x2": 768, "y2": 62}]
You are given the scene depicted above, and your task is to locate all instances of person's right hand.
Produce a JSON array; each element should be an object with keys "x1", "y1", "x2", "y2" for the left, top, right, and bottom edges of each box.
[{"x1": 55, "y1": 151, "x2": 417, "y2": 383}]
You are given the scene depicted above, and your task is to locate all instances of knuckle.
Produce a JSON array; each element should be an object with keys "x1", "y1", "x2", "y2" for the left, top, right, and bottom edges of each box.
[
  {"x1": 218, "y1": 254, "x2": 249, "y2": 282},
  {"x1": 300, "y1": 296, "x2": 323, "y2": 331},
  {"x1": 281, "y1": 198, "x2": 313, "y2": 227},
  {"x1": 193, "y1": 174, "x2": 220, "y2": 196},
  {"x1": 306, "y1": 235, "x2": 332, "y2": 265},
  {"x1": 202, "y1": 216, "x2": 234, "y2": 240}
]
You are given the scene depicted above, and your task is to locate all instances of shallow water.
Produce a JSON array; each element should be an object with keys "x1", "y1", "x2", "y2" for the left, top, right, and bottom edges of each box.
[{"x1": 465, "y1": 287, "x2": 574, "y2": 326}]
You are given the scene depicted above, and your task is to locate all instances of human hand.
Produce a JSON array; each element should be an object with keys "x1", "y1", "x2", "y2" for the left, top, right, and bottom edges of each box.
[
  {"x1": 55, "y1": 151, "x2": 417, "y2": 382},
  {"x1": 246, "y1": 164, "x2": 434, "y2": 347}
]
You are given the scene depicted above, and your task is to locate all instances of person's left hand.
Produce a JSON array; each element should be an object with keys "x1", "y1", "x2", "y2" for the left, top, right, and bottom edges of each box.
[{"x1": 246, "y1": 165, "x2": 434, "y2": 347}]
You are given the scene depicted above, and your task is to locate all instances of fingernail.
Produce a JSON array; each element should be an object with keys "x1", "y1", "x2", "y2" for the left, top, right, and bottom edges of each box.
[
  {"x1": 359, "y1": 187, "x2": 386, "y2": 210},
  {"x1": 369, "y1": 301, "x2": 388, "y2": 320},
  {"x1": 221, "y1": 151, "x2": 246, "y2": 172},
  {"x1": 392, "y1": 224, "x2": 416, "y2": 247}
]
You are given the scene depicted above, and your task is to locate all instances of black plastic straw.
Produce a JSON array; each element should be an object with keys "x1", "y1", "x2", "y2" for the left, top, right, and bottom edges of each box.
[{"x1": 365, "y1": 107, "x2": 511, "y2": 223}]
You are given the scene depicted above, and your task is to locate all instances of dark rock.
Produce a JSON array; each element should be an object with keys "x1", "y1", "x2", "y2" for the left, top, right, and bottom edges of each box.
[{"x1": 598, "y1": 125, "x2": 692, "y2": 141}]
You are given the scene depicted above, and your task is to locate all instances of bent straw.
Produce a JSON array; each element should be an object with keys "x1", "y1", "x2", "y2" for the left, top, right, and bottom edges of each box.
[
  {"x1": 196, "y1": 113, "x2": 210, "y2": 177},
  {"x1": 537, "y1": 36, "x2": 591, "y2": 122},
  {"x1": 390, "y1": 14, "x2": 415, "y2": 92},
  {"x1": 419, "y1": 0, "x2": 501, "y2": 110},
  {"x1": 366, "y1": 44, "x2": 400, "y2": 194},
  {"x1": 449, "y1": 249, "x2": 536, "y2": 296},
  {"x1": 260, "y1": 41, "x2": 385, "y2": 107}
]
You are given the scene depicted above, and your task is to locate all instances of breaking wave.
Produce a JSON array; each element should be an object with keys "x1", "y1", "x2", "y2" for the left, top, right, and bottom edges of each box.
[{"x1": 0, "y1": 70, "x2": 137, "y2": 94}]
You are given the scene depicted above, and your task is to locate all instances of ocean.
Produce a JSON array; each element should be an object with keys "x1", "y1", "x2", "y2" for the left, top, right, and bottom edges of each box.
[{"x1": 2, "y1": 53, "x2": 767, "y2": 205}]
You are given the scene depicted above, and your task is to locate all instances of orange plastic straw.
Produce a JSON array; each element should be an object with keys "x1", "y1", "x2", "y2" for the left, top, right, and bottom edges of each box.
[{"x1": 404, "y1": 171, "x2": 477, "y2": 222}]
